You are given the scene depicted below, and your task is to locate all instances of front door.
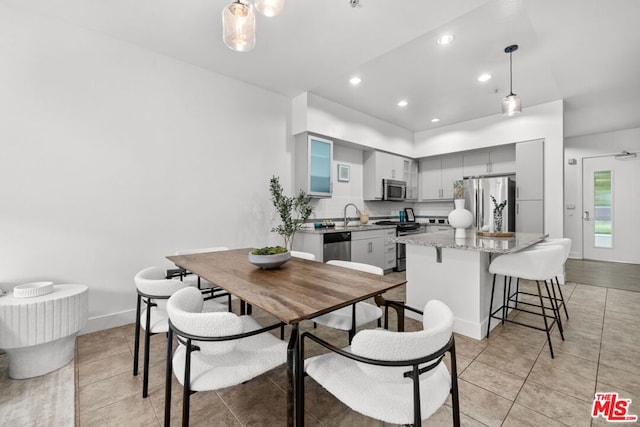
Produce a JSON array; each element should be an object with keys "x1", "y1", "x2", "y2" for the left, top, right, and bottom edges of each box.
[{"x1": 582, "y1": 154, "x2": 640, "y2": 263}]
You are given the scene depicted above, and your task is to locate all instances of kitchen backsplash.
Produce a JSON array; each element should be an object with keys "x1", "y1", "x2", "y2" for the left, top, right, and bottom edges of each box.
[{"x1": 307, "y1": 195, "x2": 453, "y2": 224}]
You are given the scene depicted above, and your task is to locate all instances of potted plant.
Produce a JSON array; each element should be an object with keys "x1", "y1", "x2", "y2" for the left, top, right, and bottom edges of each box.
[
  {"x1": 268, "y1": 175, "x2": 312, "y2": 250},
  {"x1": 453, "y1": 180, "x2": 465, "y2": 200},
  {"x1": 490, "y1": 195, "x2": 508, "y2": 232},
  {"x1": 249, "y1": 176, "x2": 312, "y2": 268},
  {"x1": 249, "y1": 245, "x2": 291, "y2": 269}
]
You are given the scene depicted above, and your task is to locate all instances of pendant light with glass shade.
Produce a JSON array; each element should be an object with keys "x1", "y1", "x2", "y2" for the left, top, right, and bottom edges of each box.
[
  {"x1": 502, "y1": 44, "x2": 522, "y2": 116},
  {"x1": 222, "y1": 0, "x2": 285, "y2": 52}
]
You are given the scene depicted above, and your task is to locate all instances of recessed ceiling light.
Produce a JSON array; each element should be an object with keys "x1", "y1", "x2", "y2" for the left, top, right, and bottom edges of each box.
[
  {"x1": 431, "y1": 118, "x2": 440, "y2": 123},
  {"x1": 437, "y1": 34, "x2": 454, "y2": 45},
  {"x1": 477, "y1": 73, "x2": 492, "y2": 82},
  {"x1": 349, "y1": 76, "x2": 362, "y2": 86},
  {"x1": 397, "y1": 100, "x2": 408, "y2": 108}
]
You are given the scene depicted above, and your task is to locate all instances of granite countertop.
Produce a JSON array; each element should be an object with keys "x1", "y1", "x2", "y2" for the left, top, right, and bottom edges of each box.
[
  {"x1": 297, "y1": 224, "x2": 397, "y2": 234},
  {"x1": 390, "y1": 229, "x2": 548, "y2": 254}
]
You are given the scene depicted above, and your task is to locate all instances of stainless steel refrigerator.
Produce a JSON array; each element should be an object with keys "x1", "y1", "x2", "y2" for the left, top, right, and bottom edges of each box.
[{"x1": 463, "y1": 176, "x2": 516, "y2": 232}]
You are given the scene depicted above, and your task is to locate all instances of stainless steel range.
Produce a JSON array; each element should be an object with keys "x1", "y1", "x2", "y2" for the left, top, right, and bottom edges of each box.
[{"x1": 375, "y1": 220, "x2": 426, "y2": 271}]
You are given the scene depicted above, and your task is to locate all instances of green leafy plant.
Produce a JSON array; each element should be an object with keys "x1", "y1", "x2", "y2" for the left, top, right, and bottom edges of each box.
[
  {"x1": 490, "y1": 195, "x2": 508, "y2": 213},
  {"x1": 251, "y1": 246, "x2": 288, "y2": 255},
  {"x1": 453, "y1": 180, "x2": 465, "y2": 199},
  {"x1": 269, "y1": 176, "x2": 312, "y2": 250}
]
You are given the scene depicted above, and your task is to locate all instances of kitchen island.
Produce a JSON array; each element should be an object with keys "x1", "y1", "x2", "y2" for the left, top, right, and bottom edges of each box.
[{"x1": 391, "y1": 230, "x2": 547, "y2": 340}]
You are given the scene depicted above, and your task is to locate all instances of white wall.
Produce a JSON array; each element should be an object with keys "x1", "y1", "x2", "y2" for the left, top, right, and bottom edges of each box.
[
  {"x1": 414, "y1": 100, "x2": 565, "y2": 238},
  {"x1": 293, "y1": 93, "x2": 415, "y2": 157},
  {"x1": 0, "y1": 4, "x2": 291, "y2": 333},
  {"x1": 564, "y1": 127, "x2": 640, "y2": 258}
]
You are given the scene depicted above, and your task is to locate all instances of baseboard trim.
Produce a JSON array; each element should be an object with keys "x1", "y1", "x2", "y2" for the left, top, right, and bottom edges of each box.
[{"x1": 81, "y1": 309, "x2": 136, "y2": 335}]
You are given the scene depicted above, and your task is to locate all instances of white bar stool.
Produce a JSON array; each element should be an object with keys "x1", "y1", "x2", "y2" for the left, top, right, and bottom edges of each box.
[
  {"x1": 530, "y1": 238, "x2": 571, "y2": 320},
  {"x1": 487, "y1": 245, "x2": 565, "y2": 358}
]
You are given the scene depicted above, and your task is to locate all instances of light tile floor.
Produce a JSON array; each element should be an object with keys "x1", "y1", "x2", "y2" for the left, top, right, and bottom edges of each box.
[{"x1": 73, "y1": 278, "x2": 640, "y2": 426}]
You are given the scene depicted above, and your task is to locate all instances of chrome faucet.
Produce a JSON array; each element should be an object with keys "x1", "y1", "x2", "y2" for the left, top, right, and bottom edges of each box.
[{"x1": 343, "y1": 203, "x2": 360, "y2": 228}]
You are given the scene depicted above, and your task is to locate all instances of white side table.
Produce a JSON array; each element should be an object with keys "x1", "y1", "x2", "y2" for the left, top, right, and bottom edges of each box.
[{"x1": 0, "y1": 284, "x2": 88, "y2": 379}]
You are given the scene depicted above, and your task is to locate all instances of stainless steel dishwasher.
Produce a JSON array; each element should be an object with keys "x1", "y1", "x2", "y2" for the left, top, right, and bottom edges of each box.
[{"x1": 323, "y1": 232, "x2": 351, "y2": 262}]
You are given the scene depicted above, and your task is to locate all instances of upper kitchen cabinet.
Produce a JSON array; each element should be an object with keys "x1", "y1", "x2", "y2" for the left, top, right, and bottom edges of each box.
[
  {"x1": 363, "y1": 150, "x2": 415, "y2": 200},
  {"x1": 463, "y1": 146, "x2": 515, "y2": 177},
  {"x1": 295, "y1": 133, "x2": 333, "y2": 197},
  {"x1": 418, "y1": 154, "x2": 463, "y2": 200},
  {"x1": 515, "y1": 139, "x2": 544, "y2": 201},
  {"x1": 515, "y1": 139, "x2": 544, "y2": 234}
]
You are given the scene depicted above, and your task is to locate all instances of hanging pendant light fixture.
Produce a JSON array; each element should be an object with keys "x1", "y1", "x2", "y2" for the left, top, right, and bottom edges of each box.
[
  {"x1": 222, "y1": 1, "x2": 256, "y2": 52},
  {"x1": 254, "y1": 0, "x2": 285, "y2": 17},
  {"x1": 222, "y1": 0, "x2": 286, "y2": 52},
  {"x1": 502, "y1": 44, "x2": 522, "y2": 116}
]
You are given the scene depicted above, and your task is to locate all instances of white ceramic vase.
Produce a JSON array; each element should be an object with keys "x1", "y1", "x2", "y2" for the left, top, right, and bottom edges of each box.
[{"x1": 448, "y1": 199, "x2": 474, "y2": 238}]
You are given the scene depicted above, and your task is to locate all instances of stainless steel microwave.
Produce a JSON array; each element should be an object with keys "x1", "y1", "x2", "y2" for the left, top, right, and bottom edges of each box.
[{"x1": 382, "y1": 179, "x2": 407, "y2": 201}]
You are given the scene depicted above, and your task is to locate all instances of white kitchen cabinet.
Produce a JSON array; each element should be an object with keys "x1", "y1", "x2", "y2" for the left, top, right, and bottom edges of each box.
[
  {"x1": 294, "y1": 133, "x2": 333, "y2": 198},
  {"x1": 407, "y1": 160, "x2": 419, "y2": 200},
  {"x1": 441, "y1": 156, "x2": 464, "y2": 199},
  {"x1": 516, "y1": 200, "x2": 544, "y2": 233},
  {"x1": 515, "y1": 139, "x2": 544, "y2": 200},
  {"x1": 383, "y1": 228, "x2": 397, "y2": 270},
  {"x1": 462, "y1": 146, "x2": 515, "y2": 177},
  {"x1": 363, "y1": 151, "x2": 414, "y2": 201},
  {"x1": 419, "y1": 155, "x2": 463, "y2": 200},
  {"x1": 351, "y1": 229, "x2": 385, "y2": 269}
]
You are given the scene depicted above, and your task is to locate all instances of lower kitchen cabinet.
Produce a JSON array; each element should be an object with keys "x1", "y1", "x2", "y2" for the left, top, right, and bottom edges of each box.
[{"x1": 351, "y1": 230, "x2": 385, "y2": 269}]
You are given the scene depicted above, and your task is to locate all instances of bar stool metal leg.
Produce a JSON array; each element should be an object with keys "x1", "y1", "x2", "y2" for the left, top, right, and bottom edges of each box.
[
  {"x1": 536, "y1": 280, "x2": 554, "y2": 359},
  {"x1": 487, "y1": 274, "x2": 497, "y2": 338}
]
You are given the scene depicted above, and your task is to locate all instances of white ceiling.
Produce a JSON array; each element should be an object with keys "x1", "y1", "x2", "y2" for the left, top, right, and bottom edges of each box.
[{"x1": 5, "y1": 0, "x2": 640, "y2": 137}]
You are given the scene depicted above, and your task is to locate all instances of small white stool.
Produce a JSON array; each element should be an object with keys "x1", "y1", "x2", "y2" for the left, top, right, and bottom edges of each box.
[
  {"x1": 0, "y1": 284, "x2": 88, "y2": 379},
  {"x1": 487, "y1": 246, "x2": 565, "y2": 358}
]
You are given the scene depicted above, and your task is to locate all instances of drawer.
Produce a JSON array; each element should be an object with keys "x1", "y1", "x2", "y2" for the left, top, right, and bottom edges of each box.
[
  {"x1": 384, "y1": 229, "x2": 396, "y2": 238},
  {"x1": 351, "y1": 229, "x2": 385, "y2": 240},
  {"x1": 384, "y1": 245, "x2": 396, "y2": 254},
  {"x1": 384, "y1": 254, "x2": 396, "y2": 268}
]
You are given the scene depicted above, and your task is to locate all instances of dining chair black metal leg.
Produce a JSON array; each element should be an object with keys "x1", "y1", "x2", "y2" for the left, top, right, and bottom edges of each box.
[
  {"x1": 555, "y1": 277, "x2": 569, "y2": 318},
  {"x1": 287, "y1": 324, "x2": 299, "y2": 427},
  {"x1": 133, "y1": 294, "x2": 141, "y2": 376},
  {"x1": 537, "y1": 280, "x2": 554, "y2": 359},
  {"x1": 164, "y1": 328, "x2": 173, "y2": 427},
  {"x1": 143, "y1": 298, "x2": 152, "y2": 398},
  {"x1": 348, "y1": 304, "x2": 357, "y2": 344},
  {"x1": 183, "y1": 339, "x2": 193, "y2": 427}
]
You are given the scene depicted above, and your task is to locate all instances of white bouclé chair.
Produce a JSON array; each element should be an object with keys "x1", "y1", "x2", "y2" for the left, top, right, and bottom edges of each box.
[
  {"x1": 311, "y1": 260, "x2": 384, "y2": 343},
  {"x1": 290, "y1": 250, "x2": 316, "y2": 261},
  {"x1": 165, "y1": 287, "x2": 288, "y2": 426},
  {"x1": 172, "y1": 247, "x2": 232, "y2": 308},
  {"x1": 133, "y1": 266, "x2": 226, "y2": 398},
  {"x1": 301, "y1": 300, "x2": 460, "y2": 426}
]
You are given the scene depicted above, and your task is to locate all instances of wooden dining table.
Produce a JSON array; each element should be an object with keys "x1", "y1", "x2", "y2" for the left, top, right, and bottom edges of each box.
[{"x1": 167, "y1": 248, "x2": 407, "y2": 427}]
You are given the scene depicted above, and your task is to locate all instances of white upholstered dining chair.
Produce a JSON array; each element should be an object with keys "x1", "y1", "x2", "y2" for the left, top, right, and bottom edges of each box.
[
  {"x1": 290, "y1": 250, "x2": 316, "y2": 260},
  {"x1": 133, "y1": 266, "x2": 226, "y2": 398},
  {"x1": 301, "y1": 299, "x2": 460, "y2": 426},
  {"x1": 311, "y1": 260, "x2": 384, "y2": 343},
  {"x1": 172, "y1": 246, "x2": 232, "y2": 309},
  {"x1": 164, "y1": 287, "x2": 288, "y2": 426}
]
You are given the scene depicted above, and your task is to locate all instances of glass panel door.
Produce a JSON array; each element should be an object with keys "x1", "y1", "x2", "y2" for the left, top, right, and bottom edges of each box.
[
  {"x1": 593, "y1": 170, "x2": 612, "y2": 248},
  {"x1": 583, "y1": 154, "x2": 639, "y2": 263},
  {"x1": 309, "y1": 137, "x2": 332, "y2": 195}
]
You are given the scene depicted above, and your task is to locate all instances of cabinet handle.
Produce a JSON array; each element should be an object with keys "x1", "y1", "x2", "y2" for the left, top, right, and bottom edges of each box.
[
  {"x1": 487, "y1": 162, "x2": 492, "y2": 173},
  {"x1": 368, "y1": 242, "x2": 372, "y2": 252},
  {"x1": 516, "y1": 203, "x2": 519, "y2": 215},
  {"x1": 516, "y1": 186, "x2": 519, "y2": 199}
]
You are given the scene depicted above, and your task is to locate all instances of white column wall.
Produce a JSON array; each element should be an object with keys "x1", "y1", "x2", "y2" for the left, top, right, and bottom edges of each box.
[
  {"x1": 0, "y1": 4, "x2": 291, "y2": 333},
  {"x1": 414, "y1": 100, "x2": 565, "y2": 238},
  {"x1": 294, "y1": 93, "x2": 415, "y2": 158},
  {"x1": 564, "y1": 127, "x2": 640, "y2": 258}
]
